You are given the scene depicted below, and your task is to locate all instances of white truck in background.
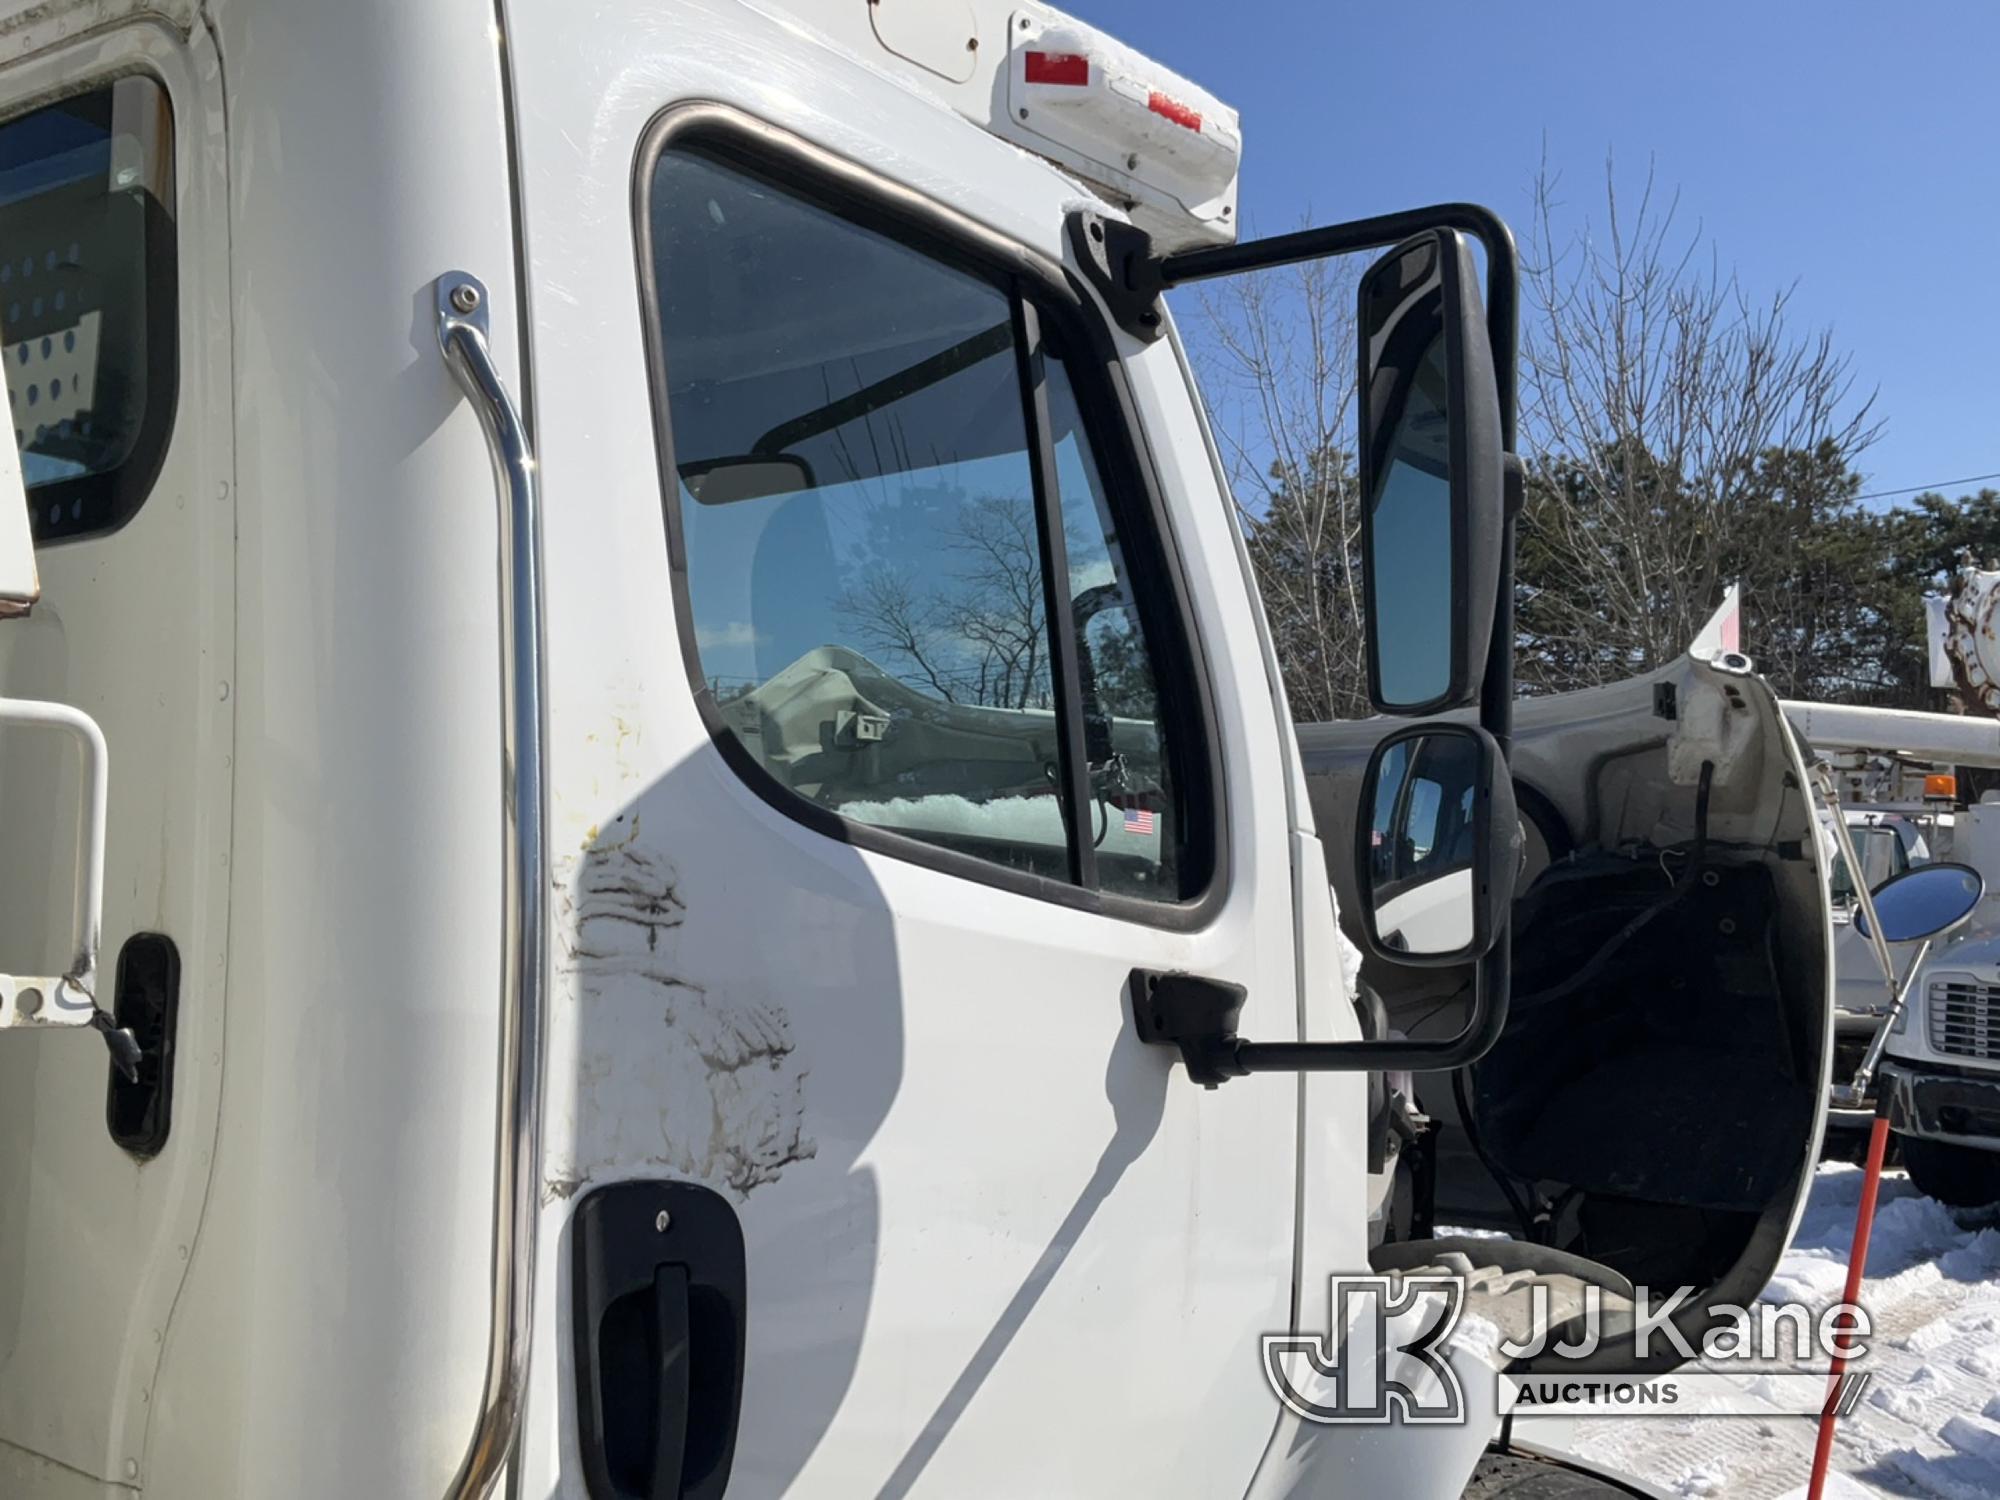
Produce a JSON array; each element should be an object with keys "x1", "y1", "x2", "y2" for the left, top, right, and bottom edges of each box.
[
  {"x1": 0, "y1": 4, "x2": 1831, "y2": 1497},
  {"x1": 1782, "y1": 571, "x2": 2000, "y2": 1207}
]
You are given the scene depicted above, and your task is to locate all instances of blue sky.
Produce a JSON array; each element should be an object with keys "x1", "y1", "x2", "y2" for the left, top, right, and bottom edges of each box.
[{"x1": 1071, "y1": 0, "x2": 2000, "y2": 506}]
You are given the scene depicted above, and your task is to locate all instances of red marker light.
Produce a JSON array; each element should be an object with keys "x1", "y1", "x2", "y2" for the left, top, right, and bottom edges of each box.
[
  {"x1": 1148, "y1": 90, "x2": 1203, "y2": 131},
  {"x1": 1024, "y1": 50, "x2": 1090, "y2": 86}
]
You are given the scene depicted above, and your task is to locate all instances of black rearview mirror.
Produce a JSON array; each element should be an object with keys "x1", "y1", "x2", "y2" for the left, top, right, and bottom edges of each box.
[
  {"x1": 680, "y1": 454, "x2": 816, "y2": 506},
  {"x1": 1358, "y1": 229, "x2": 1505, "y2": 715},
  {"x1": 1356, "y1": 723, "x2": 1517, "y2": 965},
  {"x1": 1088, "y1": 201, "x2": 1523, "y2": 1079}
]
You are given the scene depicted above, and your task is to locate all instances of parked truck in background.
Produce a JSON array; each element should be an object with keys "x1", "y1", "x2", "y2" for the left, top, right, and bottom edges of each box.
[
  {"x1": 0, "y1": 3, "x2": 1830, "y2": 1496},
  {"x1": 1785, "y1": 571, "x2": 2000, "y2": 1208},
  {"x1": 1874, "y1": 792, "x2": 2000, "y2": 1205}
]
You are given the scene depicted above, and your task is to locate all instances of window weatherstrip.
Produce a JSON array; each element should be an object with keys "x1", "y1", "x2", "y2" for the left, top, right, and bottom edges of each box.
[{"x1": 1011, "y1": 293, "x2": 1096, "y2": 890}]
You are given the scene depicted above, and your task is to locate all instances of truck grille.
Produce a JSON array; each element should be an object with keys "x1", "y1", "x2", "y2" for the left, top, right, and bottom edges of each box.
[{"x1": 1929, "y1": 979, "x2": 2000, "y2": 1062}]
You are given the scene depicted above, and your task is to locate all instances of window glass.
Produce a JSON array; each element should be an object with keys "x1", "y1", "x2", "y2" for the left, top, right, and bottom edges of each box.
[
  {"x1": 644, "y1": 144, "x2": 1202, "y2": 903},
  {"x1": 0, "y1": 77, "x2": 176, "y2": 542},
  {"x1": 648, "y1": 149, "x2": 1067, "y2": 880},
  {"x1": 1831, "y1": 825, "x2": 1903, "y2": 902},
  {"x1": 1044, "y1": 349, "x2": 1177, "y2": 898}
]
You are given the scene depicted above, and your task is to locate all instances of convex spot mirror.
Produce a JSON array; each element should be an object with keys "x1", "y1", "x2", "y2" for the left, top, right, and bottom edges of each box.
[
  {"x1": 1856, "y1": 862, "x2": 1985, "y2": 945},
  {"x1": 1355, "y1": 723, "x2": 1518, "y2": 965},
  {"x1": 1358, "y1": 229, "x2": 1506, "y2": 715}
]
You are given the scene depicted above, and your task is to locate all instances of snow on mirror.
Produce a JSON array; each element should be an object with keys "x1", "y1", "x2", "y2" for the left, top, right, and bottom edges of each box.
[
  {"x1": 1855, "y1": 861, "x2": 1984, "y2": 944},
  {"x1": 1364, "y1": 729, "x2": 1481, "y2": 956}
]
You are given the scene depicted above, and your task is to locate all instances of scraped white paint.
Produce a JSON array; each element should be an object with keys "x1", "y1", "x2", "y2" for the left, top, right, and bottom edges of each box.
[{"x1": 552, "y1": 837, "x2": 815, "y2": 1200}]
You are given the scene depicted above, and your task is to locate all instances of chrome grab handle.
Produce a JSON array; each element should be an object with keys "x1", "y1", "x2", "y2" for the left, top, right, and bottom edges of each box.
[{"x1": 435, "y1": 271, "x2": 550, "y2": 1500}]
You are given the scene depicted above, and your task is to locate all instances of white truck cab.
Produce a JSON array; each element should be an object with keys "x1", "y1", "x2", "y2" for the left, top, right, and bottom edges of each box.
[
  {"x1": 1876, "y1": 794, "x2": 2000, "y2": 1206},
  {"x1": 0, "y1": 4, "x2": 1828, "y2": 1497},
  {"x1": 1782, "y1": 697, "x2": 2000, "y2": 1193}
]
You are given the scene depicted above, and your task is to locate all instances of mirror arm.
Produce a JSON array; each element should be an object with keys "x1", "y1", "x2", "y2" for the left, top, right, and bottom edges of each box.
[
  {"x1": 1067, "y1": 205, "x2": 1519, "y2": 427},
  {"x1": 1133, "y1": 943, "x2": 1512, "y2": 1087},
  {"x1": 1155, "y1": 204, "x2": 1520, "y2": 449},
  {"x1": 1481, "y1": 459, "x2": 1521, "y2": 752}
]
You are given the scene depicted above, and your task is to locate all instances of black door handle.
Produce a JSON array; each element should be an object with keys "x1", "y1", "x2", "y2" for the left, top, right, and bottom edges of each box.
[
  {"x1": 649, "y1": 1264, "x2": 690, "y2": 1500},
  {"x1": 573, "y1": 1182, "x2": 746, "y2": 1500}
]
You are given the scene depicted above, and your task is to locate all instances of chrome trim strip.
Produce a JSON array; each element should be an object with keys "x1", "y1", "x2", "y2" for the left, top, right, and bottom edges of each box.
[{"x1": 435, "y1": 270, "x2": 550, "y2": 1500}]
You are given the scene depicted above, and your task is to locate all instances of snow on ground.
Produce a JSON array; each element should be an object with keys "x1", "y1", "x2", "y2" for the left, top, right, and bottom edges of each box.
[{"x1": 1568, "y1": 1163, "x2": 2000, "y2": 1499}]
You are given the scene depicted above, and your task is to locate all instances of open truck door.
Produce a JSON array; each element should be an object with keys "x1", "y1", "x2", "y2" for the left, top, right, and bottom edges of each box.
[
  {"x1": 1301, "y1": 588, "x2": 1834, "y2": 1371},
  {"x1": 0, "y1": 395, "x2": 34, "y2": 617},
  {"x1": 0, "y1": 324, "x2": 124, "y2": 1062}
]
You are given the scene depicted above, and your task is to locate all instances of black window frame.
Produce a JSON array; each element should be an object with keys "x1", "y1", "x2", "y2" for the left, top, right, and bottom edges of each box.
[
  {"x1": 3, "y1": 70, "x2": 180, "y2": 547},
  {"x1": 631, "y1": 102, "x2": 1225, "y2": 931}
]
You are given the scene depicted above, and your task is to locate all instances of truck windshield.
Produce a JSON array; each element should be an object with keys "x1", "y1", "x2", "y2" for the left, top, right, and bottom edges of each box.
[{"x1": 1830, "y1": 825, "x2": 1905, "y2": 903}]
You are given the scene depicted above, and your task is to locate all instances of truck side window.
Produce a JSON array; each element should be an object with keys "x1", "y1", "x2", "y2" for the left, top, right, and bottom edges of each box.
[
  {"x1": 1043, "y1": 345, "x2": 1177, "y2": 899},
  {"x1": 641, "y1": 144, "x2": 1196, "y2": 903},
  {"x1": 0, "y1": 77, "x2": 176, "y2": 543}
]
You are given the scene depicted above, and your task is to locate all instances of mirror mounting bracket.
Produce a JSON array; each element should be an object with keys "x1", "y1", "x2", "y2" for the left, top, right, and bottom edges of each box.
[
  {"x1": 1130, "y1": 969, "x2": 1249, "y2": 1089},
  {"x1": 1067, "y1": 212, "x2": 1167, "y2": 342}
]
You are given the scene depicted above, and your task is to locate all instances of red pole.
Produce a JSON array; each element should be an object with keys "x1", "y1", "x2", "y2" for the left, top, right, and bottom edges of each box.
[{"x1": 1807, "y1": 1102, "x2": 1892, "y2": 1500}]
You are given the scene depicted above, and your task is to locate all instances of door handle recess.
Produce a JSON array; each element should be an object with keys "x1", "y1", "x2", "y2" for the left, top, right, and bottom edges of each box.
[{"x1": 573, "y1": 1181, "x2": 746, "y2": 1500}]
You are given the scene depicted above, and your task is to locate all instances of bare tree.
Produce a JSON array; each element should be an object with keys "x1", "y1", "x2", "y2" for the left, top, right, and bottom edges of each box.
[
  {"x1": 945, "y1": 497, "x2": 1048, "y2": 709},
  {"x1": 1179, "y1": 247, "x2": 1369, "y2": 721},
  {"x1": 834, "y1": 495, "x2": 1054, "y2": 710},
  {"x1": 836, "y1": 565, "x2": 964, "y2": 702},
  {"x1": 1517, "y1": 157, "x2": 1880, "y2": 689}
]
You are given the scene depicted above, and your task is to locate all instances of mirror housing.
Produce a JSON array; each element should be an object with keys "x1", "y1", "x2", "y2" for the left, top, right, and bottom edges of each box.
[
  {"x1": 1355, "y1": 722, "x2": 1517, "y2": 966},
  {"x1": 1101, "y1": 201, "x2": 1522, "y2": 1082},
  {"x1": 1357, "y1": 229, "x2": 1506, "y2": 716}
]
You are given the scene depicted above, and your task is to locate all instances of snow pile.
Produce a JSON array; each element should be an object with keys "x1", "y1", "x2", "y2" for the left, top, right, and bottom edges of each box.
[{"x1": 1570, "y1": 1164, "x2": 2000, "y2": 1498}]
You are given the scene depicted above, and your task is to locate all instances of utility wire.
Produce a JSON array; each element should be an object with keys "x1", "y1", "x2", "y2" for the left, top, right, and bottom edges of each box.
[{"x1": 1857, "y1": 470, "x2": 2000, "y2": 502}]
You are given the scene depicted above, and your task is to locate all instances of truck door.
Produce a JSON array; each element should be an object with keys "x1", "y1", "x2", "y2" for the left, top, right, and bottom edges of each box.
[
  {"x1": 505, "y1": 16, "x2": 1312, "y2": 1496},
  {"x1": 0, "y1": 31, "x2": 234, "y2": 1494}
]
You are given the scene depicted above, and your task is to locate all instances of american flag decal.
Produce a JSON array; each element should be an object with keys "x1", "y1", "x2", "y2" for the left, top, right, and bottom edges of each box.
[{"x1": 1123, "y1": 806, "x2": 1157, "y2": 836}]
